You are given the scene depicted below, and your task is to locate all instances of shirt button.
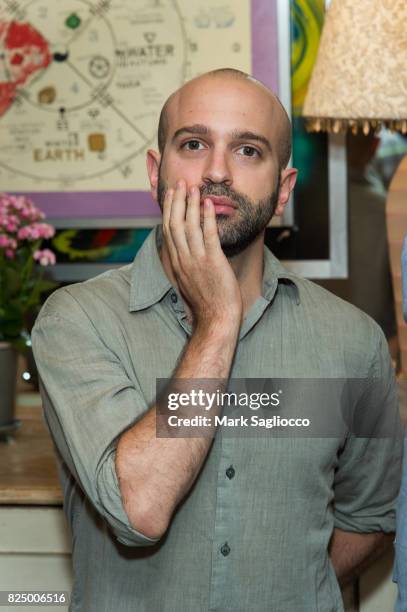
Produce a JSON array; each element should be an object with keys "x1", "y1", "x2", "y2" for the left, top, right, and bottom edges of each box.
[
  {"x1": 170, "y1": 292, "x2": 178, "y2": 304},
  {"x1": 226, "y1": 466, "x2": 235, "y2": 479},
  {"x1": 220, "y1": 542, "x2": 231, "y2": 557}
]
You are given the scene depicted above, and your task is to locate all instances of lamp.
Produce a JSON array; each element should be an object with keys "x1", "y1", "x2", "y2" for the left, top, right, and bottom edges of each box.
[{"x1": 302, "y1": 0, "x2": 407, "y2": 376}]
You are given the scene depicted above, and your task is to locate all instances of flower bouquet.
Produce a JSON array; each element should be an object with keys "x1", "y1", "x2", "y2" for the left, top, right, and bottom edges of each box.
[{"x1": 0, "y1": 193, "x2": 57, "y2": 352}]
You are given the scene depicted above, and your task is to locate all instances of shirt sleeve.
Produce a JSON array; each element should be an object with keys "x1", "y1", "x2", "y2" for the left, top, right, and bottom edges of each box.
[
  {"x1": 393, "y1": 437, "x2": 407, "y2": 610},
  {"x1": 333, "y1": 325, "x2": 403, "y2": 534},
  {"x1": 32, "y1": 287, "x2": 160, "y2": 547}
]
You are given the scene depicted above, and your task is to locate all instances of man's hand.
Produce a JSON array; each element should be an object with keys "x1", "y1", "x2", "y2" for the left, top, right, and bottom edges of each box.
[{"x1": 162, "y1": 179, "x2": 243, "y2": 329}]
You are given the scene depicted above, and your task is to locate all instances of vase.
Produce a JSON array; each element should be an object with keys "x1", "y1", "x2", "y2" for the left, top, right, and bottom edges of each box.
[{"x1": 0, "y1": 341, "x2": 18, "y2": 431}]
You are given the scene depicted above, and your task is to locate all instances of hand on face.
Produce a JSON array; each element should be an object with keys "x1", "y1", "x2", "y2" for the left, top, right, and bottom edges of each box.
[{"x1": 162, "y1": 179, "x2": 243, "y2": 330}]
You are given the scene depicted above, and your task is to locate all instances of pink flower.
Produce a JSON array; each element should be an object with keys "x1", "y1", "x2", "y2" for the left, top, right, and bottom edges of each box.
[
  {"x1": 35, "y1": 223, "x2": 55, "y2": 239},
  {"x1": 0, "y1": 234, "x2": 9, "y2": 247},
  {"x1": 17, "y1": 222, "x2": 55, "y2": 241},
  {"x1": 5, "y1": 248, "x2": 15, "y2": 259},
  {"x1": 7, "y1": 214, "x2": 20, "y2": 226},
  {"x1": 18, "y1": 226, "x2": 29, "y2": 240},
  {"x1": 0, "y1": 194, "x2": 54, "y2": 244},
  {"x1": 9, "y1": 196, "x2": 24, "y2": 211},
  {"x1": 0, "y1": 234, "x2": 17, "y2": 250},
  {"x1": 33, "y1": 248, "x2": 56, "y2": 266},
  {"x1": 20, "y1": 207, "x2": 33, "y2": 219}
]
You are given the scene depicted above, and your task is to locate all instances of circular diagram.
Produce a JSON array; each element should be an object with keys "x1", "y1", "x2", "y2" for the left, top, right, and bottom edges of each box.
[{"x1": 0, "y1": 0, "x2": 187, "y2": 184}]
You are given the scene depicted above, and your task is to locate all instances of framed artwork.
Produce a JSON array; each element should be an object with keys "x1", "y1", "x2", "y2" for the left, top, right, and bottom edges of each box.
[{"x1": 0, "y1": 0, "x2": 347, "y2": 279}]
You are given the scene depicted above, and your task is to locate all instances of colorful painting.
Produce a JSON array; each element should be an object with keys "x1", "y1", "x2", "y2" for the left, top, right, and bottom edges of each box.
[
  {"x1": 291, "y1": 0, "x2": 324, "y2": 116},
  {"x1": 289, "y1": 0, "x2": 329, "y2": 260},
  {"x1": 47, "y1": 227, "x2": 151, "y2": 263}
]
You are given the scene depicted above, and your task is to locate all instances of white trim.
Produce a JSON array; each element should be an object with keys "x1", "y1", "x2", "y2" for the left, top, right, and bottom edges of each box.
[{"x1": 328, "y1": 133, "x2": 348, "y2": 277}]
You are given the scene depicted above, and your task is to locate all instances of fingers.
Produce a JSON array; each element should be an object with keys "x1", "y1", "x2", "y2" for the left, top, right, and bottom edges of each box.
[
  {"x1": 162, "y1": 187, "x2": 180, "y2": 269},
  {"x1": 169, "y1": 180, "x2": 190, "y2": 258},
  {"x1": 185, "y1": 185, "x2": 205, "y2": 256},
  {"x1": 163, "y1": 181, "x2": 220, "y2": 275},
  {"x1": 203, "y1": 198, "x2": 222, "y2": 255}
]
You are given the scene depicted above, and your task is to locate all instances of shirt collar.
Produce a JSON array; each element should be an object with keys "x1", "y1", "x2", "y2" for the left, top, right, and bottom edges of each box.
[
  {"x1": 262, "y1": 245, "x2": 301, "y2": 305},
  {"x1": 129, "y1": 224, "x2": 301, "y2": 312},
  {"x1": 129, "y1": 224, "x2": 172, "y2": 312}
]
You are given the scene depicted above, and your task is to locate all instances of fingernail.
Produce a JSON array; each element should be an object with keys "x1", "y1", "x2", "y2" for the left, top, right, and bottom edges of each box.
[{"x1": 190, "y1": 186, "x2": 196, "y2": 195}]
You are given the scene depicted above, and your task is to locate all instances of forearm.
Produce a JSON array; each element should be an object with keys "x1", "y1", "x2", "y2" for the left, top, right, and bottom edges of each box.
[
  {"x1": 115, "y1": 321, "x2": 239, "y2": 539},
  {"x1": 329, "y1": 527, "x2": 394, "y2": 586}
]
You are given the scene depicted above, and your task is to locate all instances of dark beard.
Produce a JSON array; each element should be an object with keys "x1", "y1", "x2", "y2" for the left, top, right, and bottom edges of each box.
[{"x1": 157, "y1": 168, "x2": 280, "y2": 258}]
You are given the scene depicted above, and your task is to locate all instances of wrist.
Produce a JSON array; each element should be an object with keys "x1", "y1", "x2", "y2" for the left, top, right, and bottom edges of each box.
[{"x1": 196, "y1": 315, "x2": 240, "y2": 334}]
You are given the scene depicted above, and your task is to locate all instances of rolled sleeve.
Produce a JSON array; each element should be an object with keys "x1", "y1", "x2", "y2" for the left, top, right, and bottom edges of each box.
[
  {"x1": 96, "y1": 448, "x2": 159, "y2": 546},
  {"x1": 333, "y1": 326, "x2": 403, "y2": 534},
  {"x1": 32, "y1": 287, "x2": 160, "y2": 547}
]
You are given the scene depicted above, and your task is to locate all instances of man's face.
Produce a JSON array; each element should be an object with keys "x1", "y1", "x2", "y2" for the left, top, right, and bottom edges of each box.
[{"x1": 152, "y1": 76, "x2": 284, "y2": 257}]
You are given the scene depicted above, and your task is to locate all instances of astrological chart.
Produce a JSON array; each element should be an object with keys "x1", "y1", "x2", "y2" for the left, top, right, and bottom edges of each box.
[{"x1": 0, "y1": 0, "x2": 251, "y2": 193}]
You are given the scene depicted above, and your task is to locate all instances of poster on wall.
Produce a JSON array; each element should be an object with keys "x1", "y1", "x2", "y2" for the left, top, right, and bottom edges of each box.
[{"x1": 0, "y1": 0, "x2": 278, "y2": 220}]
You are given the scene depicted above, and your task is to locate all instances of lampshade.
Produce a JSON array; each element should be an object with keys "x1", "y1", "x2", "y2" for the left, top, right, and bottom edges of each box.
[{"x1": 302, "y1": 0, "x2": 407, "y2": 134}]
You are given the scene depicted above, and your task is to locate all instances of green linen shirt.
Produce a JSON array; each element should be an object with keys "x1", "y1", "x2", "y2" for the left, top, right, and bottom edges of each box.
[{"x1": 32, "y1": 224, "x2": 402, "y2": 612}]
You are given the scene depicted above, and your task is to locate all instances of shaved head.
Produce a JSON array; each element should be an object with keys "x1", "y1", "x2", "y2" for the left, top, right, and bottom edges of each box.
[{"x1": 157, "y1": 68, "x2": 292, "y2": 169}]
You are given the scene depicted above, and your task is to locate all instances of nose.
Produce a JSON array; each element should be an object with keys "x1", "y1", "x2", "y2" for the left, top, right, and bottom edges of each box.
[{"x1": 202, "y1": 148, "x2": 232, "y2": 186}]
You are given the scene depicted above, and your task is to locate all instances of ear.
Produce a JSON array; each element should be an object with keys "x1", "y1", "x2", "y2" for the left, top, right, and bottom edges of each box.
[
  {"x1": 274, "y1": 168, "x2": 298, "y2": 216},
  {"x1": 146, "y1": 149, "x2": 161, "y2": 202}
]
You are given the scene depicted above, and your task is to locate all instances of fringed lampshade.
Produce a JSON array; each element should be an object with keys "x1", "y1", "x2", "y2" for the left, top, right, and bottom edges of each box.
[
  {"x1": 303, "y1": 0, "x2": 407, "y2": 135},
  {"x1": 303, "y1": 0, "x2": 407, "y2": 377}
]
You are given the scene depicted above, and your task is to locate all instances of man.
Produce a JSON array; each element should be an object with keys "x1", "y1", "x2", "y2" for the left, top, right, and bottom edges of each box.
[{"x1": 32, "y1": 69, "x2": 401, "y2": 612}]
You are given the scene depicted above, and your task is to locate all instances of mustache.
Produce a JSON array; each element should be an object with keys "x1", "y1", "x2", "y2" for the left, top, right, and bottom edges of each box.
[{"x1": 199, "y1": 183, "x2": 248, "y2": 209}]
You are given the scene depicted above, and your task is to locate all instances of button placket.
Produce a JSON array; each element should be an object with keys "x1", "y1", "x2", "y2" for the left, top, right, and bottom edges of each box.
[{"x1": 208, "y1": 421, "x2": 237, "y2": 609}]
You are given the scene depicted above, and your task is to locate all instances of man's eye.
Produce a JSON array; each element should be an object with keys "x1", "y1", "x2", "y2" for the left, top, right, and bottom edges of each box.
[
  {"x1": 182, "y1": 140, "x2": 204, "y2": 151},
  {"x1": 238, "y1": 146, "x2": 259, "y2": 158}
]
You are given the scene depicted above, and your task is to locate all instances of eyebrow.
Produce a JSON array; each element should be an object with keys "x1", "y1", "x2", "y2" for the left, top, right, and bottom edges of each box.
[{"x1": 171, "y1": 124, "x2": 272, "y2": 152}]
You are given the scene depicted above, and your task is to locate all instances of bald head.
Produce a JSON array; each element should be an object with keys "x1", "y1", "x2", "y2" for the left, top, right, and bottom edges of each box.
[{"x1": 157, "y1": 68, "x2": 292, "y2": 169}]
